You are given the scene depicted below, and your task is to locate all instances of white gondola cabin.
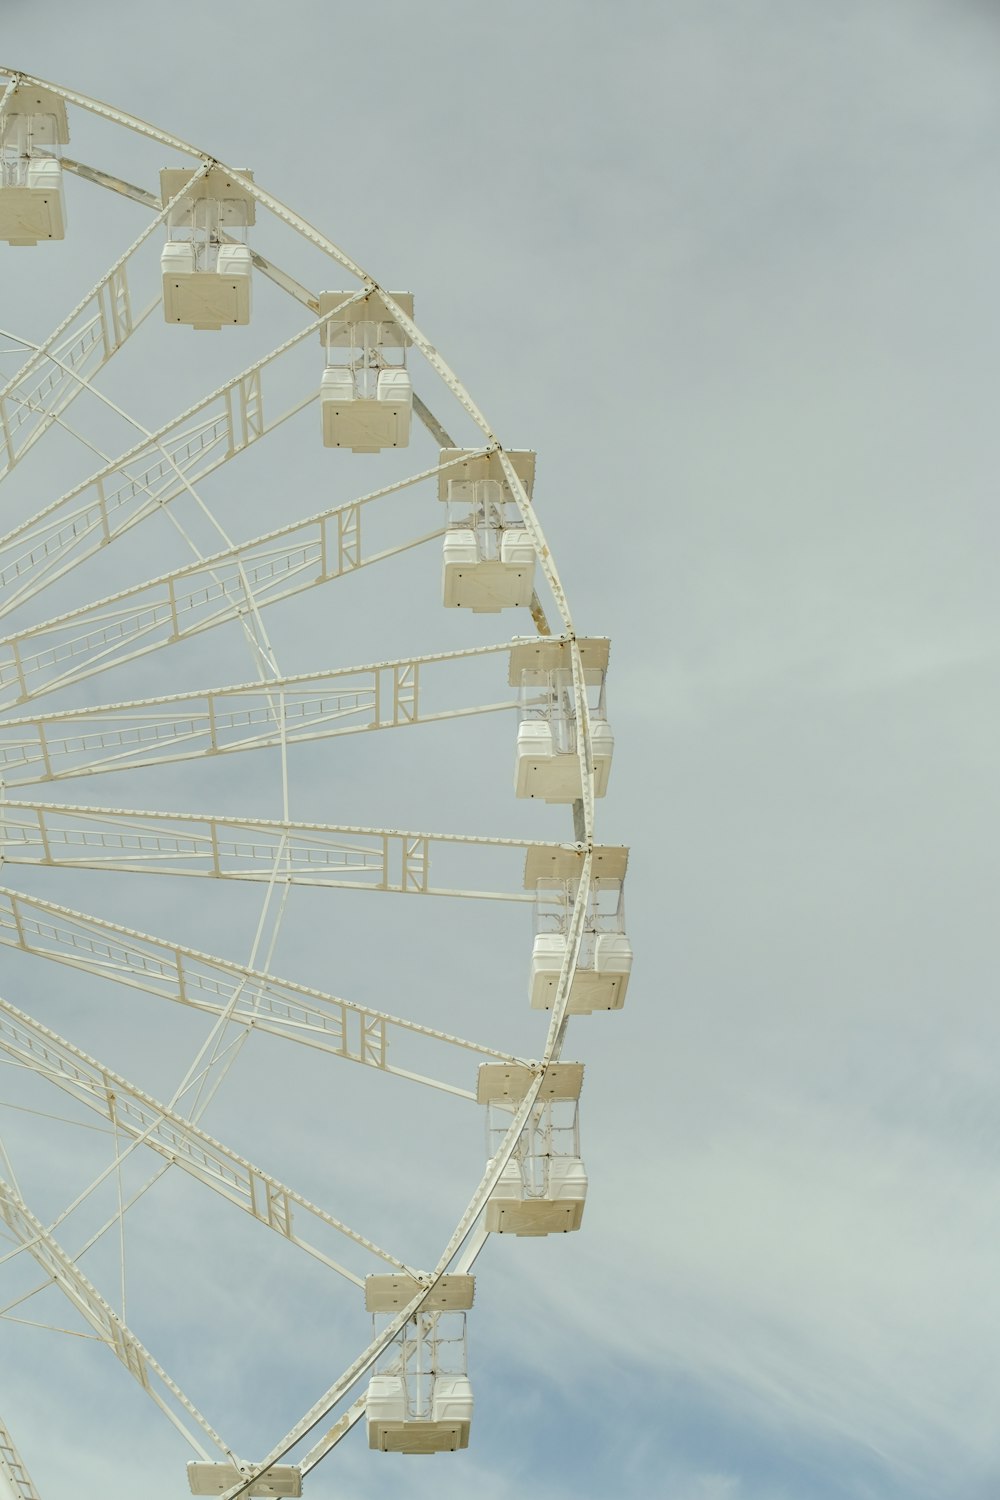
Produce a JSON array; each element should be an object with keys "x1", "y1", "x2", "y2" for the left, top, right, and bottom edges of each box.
[
  {"x1": 160, "y1": 167, "x2": 255, "y2": 329},
  {"x1": 319, "y1": 290, "x2": 413, "y2": 451},
  {"x1": 0, "y1": 86, "x2": 68, "y2": 245},
  {"x1": 364, "y1": 1277, "x2": 474, "y2": 1454},
  {"x1": 524, "y1": 846, "x2": 632, "y2": 1013},
  {"x1": 480, "y1": 1063, "x2": 588, "y2": 1235},
  {"x1": 511, "y1": 637, "x2": 614, "y2": 802},
  {"x1": 439, "y1": 449, "x2": 536, "y2": 611}
]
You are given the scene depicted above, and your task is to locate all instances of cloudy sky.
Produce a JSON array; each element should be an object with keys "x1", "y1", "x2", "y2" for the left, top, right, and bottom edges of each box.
[{"x1": 3, "y1": 3, "x2": 1000, "y2": 1498}]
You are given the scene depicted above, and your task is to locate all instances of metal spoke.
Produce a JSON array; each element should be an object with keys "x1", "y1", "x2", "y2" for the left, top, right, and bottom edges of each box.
[
  {"x1": 298, "y1": 1395, "x2": 367, "y2": 1476},
  {"x1": 0, "y1": 641, "x2": 518, "y2": 785},
  {"x1": 0, "y1": 458, "x2": 472, "y2": 708},
  {"x1": 0, "y1": 885, "x2": 521, "y2": 1089},
  {"x1": 58, "y1": 153, "x2": 159, "y2": 208},
  {"x1": 0, "y1": 1171, "x2": 232, "y2": 1462},
  {"x1": 0, "y1": 292, "x2": 370, "y2": 619},
  {"x1": 0, "y1": 1416, "x2": 41, "y2": 1500},
  {"x1": 0, "y1": 996, "x2": 415, "y2": 1282},
  {"x1": 0, "y1": 289, "x2": 158, "y2": 482},
  {"x1": 0, "y1": 801, "x2": 555, "y2": 899}
]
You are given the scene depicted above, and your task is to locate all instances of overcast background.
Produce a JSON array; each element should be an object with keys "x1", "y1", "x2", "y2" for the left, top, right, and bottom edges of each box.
[{"x1": 2, "y1": 3, "x2": 1000, "y2": 1498}]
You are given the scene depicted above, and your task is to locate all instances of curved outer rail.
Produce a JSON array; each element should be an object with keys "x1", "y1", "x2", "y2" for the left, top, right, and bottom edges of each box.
[{"x1": 0, "y1": 66, "x2": 611, "y2": 1495}]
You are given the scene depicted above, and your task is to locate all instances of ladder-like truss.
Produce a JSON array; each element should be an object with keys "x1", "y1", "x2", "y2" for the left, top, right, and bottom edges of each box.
[{"x1": 0, "y1": 1419, "x2": 41, "y2": 1500}]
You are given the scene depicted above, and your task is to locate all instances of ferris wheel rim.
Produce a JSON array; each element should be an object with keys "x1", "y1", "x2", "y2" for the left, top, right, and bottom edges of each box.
[{"x1": 0, "y1": 71, "x2": 613, "y2": 1498}]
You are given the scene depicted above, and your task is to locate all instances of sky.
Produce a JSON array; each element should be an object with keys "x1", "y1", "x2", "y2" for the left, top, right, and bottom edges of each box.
[{"x1": 2, "y1": 2, "x2": 1000, "y2": 1497}]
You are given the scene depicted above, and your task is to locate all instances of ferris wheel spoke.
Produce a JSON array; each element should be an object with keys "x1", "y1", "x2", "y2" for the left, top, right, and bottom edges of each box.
[
  {"x1": 0, "y1": 1170, "x2": 232, "y2": 1462},
  {"x1": 0, "y1": 292, "x2": 160, "y2": 484},
  {"x1": 0, "y1": 886, "x2": 522, "y2": 1092},
  {"x1": 59, "y1": 152, "x2": 159, "y2": 208},
  {"x1": 0, "y1": 801, "x2": 552, "y2": 899},
  {"x1": 0, "y1": 492, "x2": 450, "y2": 710},
  {"x1": 0, "y1": 292, "x2": 374, "y2": 620},
  {"x1": 0, "y1": 642, "x2": 518, "y2": 785},
  {"x1": 298, "y1": 1396, "x2": 367, "y2": 1477},
  {"x1": 0, "y1": 1415, "x2": 42, "y2": 1499},
  {"x1": 0, "y1": 995, "x2": 417, "y2": 1283}
]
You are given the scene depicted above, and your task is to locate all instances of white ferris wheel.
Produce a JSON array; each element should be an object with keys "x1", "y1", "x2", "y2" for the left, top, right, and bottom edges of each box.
[{"x1": 0, "y1": 70, "x2": 632, "y2": 1499}]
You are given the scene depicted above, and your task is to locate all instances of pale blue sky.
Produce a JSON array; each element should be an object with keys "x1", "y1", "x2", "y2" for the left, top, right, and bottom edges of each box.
[{"x1": 3, "y1": 4, "x2": 1000, "y2": 1498}]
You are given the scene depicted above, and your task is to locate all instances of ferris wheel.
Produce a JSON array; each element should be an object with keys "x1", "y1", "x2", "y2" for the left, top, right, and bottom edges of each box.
[{"x1": 0, "y1": 71, "x2": 632, "y2": 1498}]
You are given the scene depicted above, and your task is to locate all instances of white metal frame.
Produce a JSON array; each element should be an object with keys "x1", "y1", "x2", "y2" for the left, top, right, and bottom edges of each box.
[
  {"x1": 0, "y1": 67, "x2": 621, "y2": 1498},
  {"x1": 0, "y1": 1418, "x2": 40, "y2": 1500}
]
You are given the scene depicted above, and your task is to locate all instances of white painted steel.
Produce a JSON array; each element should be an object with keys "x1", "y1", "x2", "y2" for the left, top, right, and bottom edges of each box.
[
  {"x1": 0, "y1": 1173, "x2": 233, "y2": 1462},
  {"x1": 0, "y1": 1420, "x2": 40, "y2": 1500},
  {"x1": 0, "y1": 644, "x2": 518, "y2": 784},
  {"x1": 0, "y1": 885, "x2": 524, "y2": 1092},
  {"x1": 0, "y1": 800, "x2": 559, "y2": 899},
  {"x1": 0, "y1": 67, "x2": 626, "y2": 1499},
  {"x1": 0, "y1": 995, "x2": 415, "y2": 1281}
]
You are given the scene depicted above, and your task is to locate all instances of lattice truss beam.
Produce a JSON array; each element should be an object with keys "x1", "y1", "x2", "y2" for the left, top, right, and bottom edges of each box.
[
  {"x1": 0, "y1": 1418, "x2": 41, "y2": 1500},
  {"x1": 0, "y1": 286, "x2": 373, "y2": 621},
  {"x1": 0, "y1": 267, "x2": 155, "y2": 482},
  {"x1": 0, "y1": 643, "x2": 517, "y2": 783},
  {"x1": 0, "y1": 455, "x2": 474, "y2": 708},
  {"x1": 0, "y1": 994, "x2": 413, "y2": 1283},
  {"x1": 0, "y1": 1170, "x2": 232, "y2": 1462},
  {"x1": 0, "y1": 273, "x2": 479, "y2": 642},
  {"x1": 0, "y1": 886, "x2": 521, "y2": 1094},
  {"x1": 0, "y1": 802, "x2": 549, "y2": 899}
]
